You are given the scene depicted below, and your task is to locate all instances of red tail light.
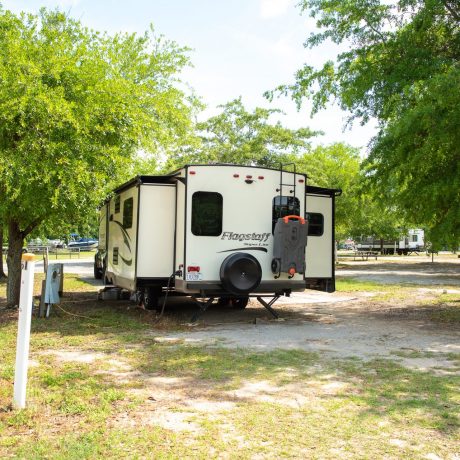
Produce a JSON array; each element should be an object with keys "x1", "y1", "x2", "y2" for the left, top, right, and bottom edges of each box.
[
  {"x1": 233, "y1": 174, "x2": 239, "y2": 178},
  {"x1": 187, "y1": 265, "x2": 200, "y2": 272},
  {"x1": 258, "y1": 176, "x2": 264, "y2": 180},
  {"x1": 246, "y1": 175, "x2": 252, "y2": 179},
  {"x1": 189, "y1": 170, "x2": 196, "y2": 175}
]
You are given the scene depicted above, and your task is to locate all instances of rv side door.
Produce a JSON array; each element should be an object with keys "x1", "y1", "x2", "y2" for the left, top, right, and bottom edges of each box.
[{"x1": 305, "y1": 193, "x2": 335, "y2": 292}]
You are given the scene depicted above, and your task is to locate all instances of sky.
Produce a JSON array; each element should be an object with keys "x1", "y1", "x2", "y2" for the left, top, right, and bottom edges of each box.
[{"x1": 2, "y1": 0, "x2": 378, "y2": 151}]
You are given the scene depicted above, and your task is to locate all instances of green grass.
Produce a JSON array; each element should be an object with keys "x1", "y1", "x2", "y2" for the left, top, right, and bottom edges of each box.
[
  {"x1": 1, "y1": 274, "x2": 459, "y2": 458},
  {"x1": 336, "y1": 277, "x2": 397, "y2": 292},
  {"x1": 1, "y1": 300, "x2": 459, "y2": 458},
  {"x1": 0, "y1": 273, "x2": 98, "y2": 300},
  {"x1": 337, "y1": 277, "x2": 460, "y2": 314}
]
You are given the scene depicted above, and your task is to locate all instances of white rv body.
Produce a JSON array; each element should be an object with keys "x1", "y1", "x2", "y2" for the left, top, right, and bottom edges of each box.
[
  {"x1": 96, "y1": 165, "x2": 339, "y2": 307},
  {"x1": 304, "y1": 186, "x2": 336, "y2": 292}
]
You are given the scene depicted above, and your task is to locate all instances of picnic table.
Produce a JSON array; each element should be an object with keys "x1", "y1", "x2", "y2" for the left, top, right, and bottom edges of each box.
[{"x1": 353, "y1": 250, "x2": 379, "y2": 261}]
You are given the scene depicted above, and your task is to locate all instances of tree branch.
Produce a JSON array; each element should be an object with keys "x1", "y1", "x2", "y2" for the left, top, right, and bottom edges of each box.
[
  {"x1": 442, "y1": 0, "x2": 460, "y2": 22},
  {"x1": 364, "y1": 19, "x2": 387, "y2": 43},
  {"x1": 21, "y1": 216, "x2": 44, "y2": 237}
]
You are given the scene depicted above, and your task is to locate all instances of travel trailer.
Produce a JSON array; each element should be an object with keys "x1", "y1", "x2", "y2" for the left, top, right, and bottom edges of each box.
[
  {"x1": 356, "y1": 229, "x2": 425, "y2": 255},
  {"x1": 94, "y1": 164, "x2": 340, "y2": 317}
]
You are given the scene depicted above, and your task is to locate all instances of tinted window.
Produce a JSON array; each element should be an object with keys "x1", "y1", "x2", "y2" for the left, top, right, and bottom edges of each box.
[
  {"x1": 306, "y1": 212, "x2": 324, "y2": 236},
  {"x1": 272, "y1": 196, "x2": 300, "y2": 232},
  {"x1": 123, "y1": 198, "x2": 133, "y2": 229},
  {"x1": 192, "y1": 192, "x2": 223, "y2": 236},
  {"x1": 114, "y1": 195, "x2": 121, "y2": 213}
]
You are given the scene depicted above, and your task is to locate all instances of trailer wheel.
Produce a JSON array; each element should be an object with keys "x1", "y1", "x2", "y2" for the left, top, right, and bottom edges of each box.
[
  {"x1": 144, "y1": 286, "x2": 162, "y2": 311},
  {"x1": 217, "y1": 297, "x2": 230, "y2": 307},
  {"x1": 220, "y1": 253, "x2": 262, "y2": 295},
  {"x1": 230, "y1": 297, "x2": 249, "y2": 309},
  {"x1": 94, "y1": 263, "x2": 103, "y2": 280}
]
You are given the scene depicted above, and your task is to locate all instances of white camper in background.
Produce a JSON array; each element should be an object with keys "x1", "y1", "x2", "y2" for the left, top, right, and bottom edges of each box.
[
  {"x1": 356, "y1": 228, "x2": 425, "y2": 255},
  {"x1": 95, "y1": 164, "x2": 340, "y2": 318}
]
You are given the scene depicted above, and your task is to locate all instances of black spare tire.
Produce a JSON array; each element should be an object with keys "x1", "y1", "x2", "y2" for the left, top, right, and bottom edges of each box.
[{"x1": 220, "y1": 253, "x2": 262, "y2": 295}]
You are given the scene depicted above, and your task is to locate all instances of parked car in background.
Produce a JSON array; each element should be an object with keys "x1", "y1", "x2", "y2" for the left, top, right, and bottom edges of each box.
[{"x1": 68, "y1": 234, "x2": 98, "y2": 251}]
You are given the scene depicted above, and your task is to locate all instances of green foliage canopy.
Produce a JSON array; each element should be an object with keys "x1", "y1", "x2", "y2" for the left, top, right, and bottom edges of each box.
[
  {"x1": 0, "y1": 8, "x2": 195, "y2": 226},
  {"x1": 0, "y1": 7, "x2": 197, "y2": 303},
  {"x1": 165, "y1": 97, "x2": 318, "y2": 169},
  {"x1": 270, "y1": 0, "x2": 460, "y2": 246}
]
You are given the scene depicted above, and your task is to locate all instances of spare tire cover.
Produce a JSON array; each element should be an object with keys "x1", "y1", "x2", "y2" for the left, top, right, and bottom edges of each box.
[{"x1": 220, "y1": 253, "x2": 262, "y2": 295}]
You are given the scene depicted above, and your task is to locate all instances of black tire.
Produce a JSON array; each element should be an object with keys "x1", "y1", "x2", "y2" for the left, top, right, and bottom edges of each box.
[
  {"x1": 217, "y1": 297, "x2": 230, "y2": 307},
  {"x1": 220, "y1": 252, "x2": 262, "y2": 295},
  {"x1": 94, "y1": 263, "x2": 103, "y2": 280},
  {"x1": 230, "y1": 297, "x2": 249, "y2": 309},
  {"x1": 144, "y1": 286, "x2": 162, "y2": 311}
]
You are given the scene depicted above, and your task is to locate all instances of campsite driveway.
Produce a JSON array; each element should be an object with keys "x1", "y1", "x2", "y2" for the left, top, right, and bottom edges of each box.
[
  {"x1": 35, "y1": 257, "x2": 94, "y2": 277},
  {"x1": 44, "y1": 253, "x2": 460, "y2": 368},
  {"x1": 151, "y1": 255, "x2": 460, "y2": 371},
  {"x1": 155, "y1": 290, "x2": 460, "y2": 372}
]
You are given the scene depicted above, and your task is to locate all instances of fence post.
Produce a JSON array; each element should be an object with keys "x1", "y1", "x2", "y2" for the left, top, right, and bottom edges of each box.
[{"x1": 13, "y1": 253, "x2": 35, "y2": 409}]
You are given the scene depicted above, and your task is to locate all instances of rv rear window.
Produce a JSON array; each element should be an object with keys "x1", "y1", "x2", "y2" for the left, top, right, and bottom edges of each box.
[
  {"x1": 306, "y1": 212, "x2": 324, "y2": 236},
  {"x1": 192, "y1": 192, "x2": 223, "y2": 236},
  {"x1": 272, "y1": 196, "x2": 300, "y2": 233},
  {"x1": 123, "y1": 198, "x2": 133, "y2": 229}
]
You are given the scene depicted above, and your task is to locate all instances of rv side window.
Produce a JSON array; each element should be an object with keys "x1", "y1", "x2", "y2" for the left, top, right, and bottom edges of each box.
[
  {"x1": 115, "y1": 195, "x2": 121, "y2": 213},
  {"x1": 412, "y1": 234, "x2": 418, "y2": 242},
  {"x1": 306, "y1": 213, "x2": 324, "y2": 236},
  {"x1": 192, "y1": 192, "x2": 223, "y2": 236},
  {"x1": 272, "y1": 196, "x2": 300, "y2": 232},
  {"x1": 123, "y1": 198, "x2": 133, "y2": 229}
]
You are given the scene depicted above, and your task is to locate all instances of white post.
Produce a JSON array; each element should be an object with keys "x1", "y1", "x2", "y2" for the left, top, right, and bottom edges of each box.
[{"x1": 13, "y1": 253, "x2": 35, "y2": 409}]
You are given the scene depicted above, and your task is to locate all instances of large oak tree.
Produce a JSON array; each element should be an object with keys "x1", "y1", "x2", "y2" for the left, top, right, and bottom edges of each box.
[
  {"x1": 270, "y1": 0, "x2": 460, "y2": 247},
  {"x1": 0, "y1": 8, "x2": 197, "y2": 305}
]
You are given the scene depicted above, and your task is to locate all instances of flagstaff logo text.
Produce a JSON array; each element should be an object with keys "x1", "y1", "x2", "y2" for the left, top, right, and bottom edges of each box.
[{"x1": 221, "y1": 232, "x2": 271, "y2": 243}]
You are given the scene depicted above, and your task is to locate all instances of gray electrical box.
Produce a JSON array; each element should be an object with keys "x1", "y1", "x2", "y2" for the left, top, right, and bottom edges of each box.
[
  {"x1": 45, "y1": 263, "x2": 63, "y2": 304},
  {"x1": 272, "y1": 217, "x2": 308, "y2": 277}
]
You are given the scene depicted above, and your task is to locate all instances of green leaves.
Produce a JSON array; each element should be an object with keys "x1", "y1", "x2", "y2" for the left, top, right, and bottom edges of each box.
[
  {"x1": 0, "y1": 8, "x2": 197, "y2": 233},
  {"x1": 0, "y1": 7, "x2": 199, "y2": 303},
  {"x1": 166, "y1": 97, "x2": 318, "y2": 170},
  {"x1": 367, "y1": 67, "x2": 460, "y2": 246},
  {"x1": 276, "y1": 0, "x2": 460, "y2": 246}
]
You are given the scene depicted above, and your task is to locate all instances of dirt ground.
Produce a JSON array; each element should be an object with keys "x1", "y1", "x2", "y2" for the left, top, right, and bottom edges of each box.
[
  {"x1": 150, "y1": 255, "x2": 460, "y2": 370},
  {"x1": 337, "y1": 254, "x2": 460, "y2": 285}
]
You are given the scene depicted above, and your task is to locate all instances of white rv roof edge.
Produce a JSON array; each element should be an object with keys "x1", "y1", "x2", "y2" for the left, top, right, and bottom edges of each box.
[{"x1": 167, "y1": 163, "x2": 308, "y2": 178}]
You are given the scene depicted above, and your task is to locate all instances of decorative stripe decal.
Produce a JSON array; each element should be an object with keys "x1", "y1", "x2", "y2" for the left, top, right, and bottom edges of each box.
[
  {"x1": 217, "y1": 247, "x2": 268, "y2": 253},
  {"x1": 112, "y1": 220, "x2": 131, "y2": 251},
  {"x1": 120, "y1": 255, "x2": 133, "y2": 266}
]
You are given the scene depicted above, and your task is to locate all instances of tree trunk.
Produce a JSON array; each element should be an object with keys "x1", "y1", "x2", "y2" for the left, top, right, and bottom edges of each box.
[
  {"x1": 6, "y1": 220, "x2": 25, "y2": 307},
  {"x1": 0, "y1": 225, "x2": 6, "y2": 278}
]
